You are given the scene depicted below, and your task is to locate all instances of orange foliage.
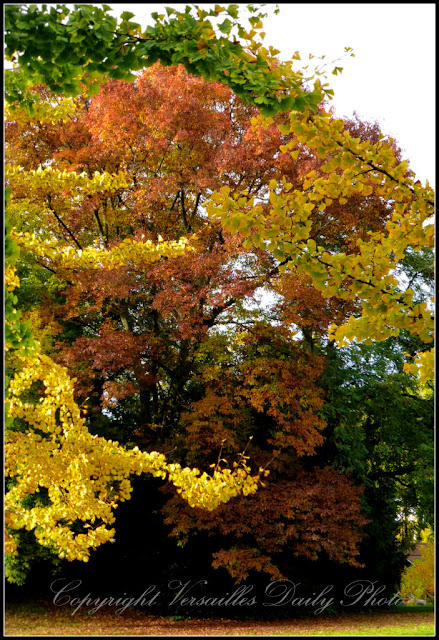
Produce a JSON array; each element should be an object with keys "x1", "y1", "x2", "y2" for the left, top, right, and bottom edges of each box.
[
  {"x1": 163, "y1": 468, "x2": 367, "y2": 583},
  {"x1": 5, "y1": 64, "x2": 389, "y2": 581}
]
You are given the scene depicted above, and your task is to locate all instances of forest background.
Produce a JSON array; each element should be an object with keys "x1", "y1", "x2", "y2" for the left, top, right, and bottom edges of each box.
[{"x1": 4, "y1": 2, "x2": 434, "y2": 617}]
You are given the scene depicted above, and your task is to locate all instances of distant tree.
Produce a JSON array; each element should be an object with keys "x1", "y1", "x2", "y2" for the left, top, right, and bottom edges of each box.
[{"x1": 400, "y1": 542, "x2": 434, "y2": 601}]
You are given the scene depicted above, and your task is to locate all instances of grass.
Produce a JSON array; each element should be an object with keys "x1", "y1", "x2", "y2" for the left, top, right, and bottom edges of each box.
[
  {"x1": 5, "y1": 598, "x2": 435, "y2": 636},
  {"x1": 274, "y1": 622, "x2": 435, "y2": 636}
]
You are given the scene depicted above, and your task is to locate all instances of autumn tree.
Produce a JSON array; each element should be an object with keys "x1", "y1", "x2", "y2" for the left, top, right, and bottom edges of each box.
[
  {"x1": 4, "y1": 71, "x2": 272, "y2": 579},
  {"x1": 5, "y1": 3, "x2": 433, "y2": 374},
  {"x1": 4, "y1": 3, "x2": 433, "y2": 591},
  {"x1": 5, "y1": 61, "x2": 421, "y2": 586},
  {"x1": 4, "y1": 0, "x2": 329, "y2": 582}
]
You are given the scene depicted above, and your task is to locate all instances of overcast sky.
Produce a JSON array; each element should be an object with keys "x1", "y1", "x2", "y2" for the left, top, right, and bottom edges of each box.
[{"x1": 106, "y1": 3, "x2": 435, "y2": 186}]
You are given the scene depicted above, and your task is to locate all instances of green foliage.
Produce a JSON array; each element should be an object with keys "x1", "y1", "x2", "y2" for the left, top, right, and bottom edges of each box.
[
  {"x1": 316, "y1": 335, "x2": 433, "y2": 591},
  {"x1": 5, "y1": 187, "x2": 39, "y2": 428},
  {"x1": 5, "y1": 484, "x2": 61, "y2": 586},
  {"x1": 5, "y1": 529, "x2": 61, "y2": 586},
  {"x1": 320, "y1": 338, "x2": 434, "y2": 541},
  {"x1": 4, "y1": 189, "x2": 37, "y2": 356},
  {"x1": 4, "y1": 4, "x2": 322, "y2": 117},
  {"x1": 360, "y1": 482, "x2": 408, "y2": 592}
]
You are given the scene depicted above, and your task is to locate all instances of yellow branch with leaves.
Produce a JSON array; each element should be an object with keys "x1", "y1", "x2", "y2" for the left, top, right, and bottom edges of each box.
[
  {"x1": 4, "y1": 220, "x2": 264, "y2": 571},
  {"x1": 207, "y1": 109, "x2": 434, "y2": 382}
]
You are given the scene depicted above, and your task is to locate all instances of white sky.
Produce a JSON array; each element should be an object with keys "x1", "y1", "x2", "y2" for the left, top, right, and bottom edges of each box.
[
  {"x1": 5, "y1": 3, "x2": 435, "y2": 185},
  {"x1": 106, "y1": 2, "x2": 435, "y2": 186}
]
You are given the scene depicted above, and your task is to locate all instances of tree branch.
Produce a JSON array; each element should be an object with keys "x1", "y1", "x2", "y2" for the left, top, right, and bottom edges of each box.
[
  {"x1": 47, "y1": 194, "x2": 83, "y2": 250},
  {"x1": 93, "y1": 207, "x2": 108, "y2": 247},
  {"x1": 180, "y1": 189, "x2": 192, "y2": 232},
  {"x1": 369, "y1": 464, "x2": 416, "y2": 480}
]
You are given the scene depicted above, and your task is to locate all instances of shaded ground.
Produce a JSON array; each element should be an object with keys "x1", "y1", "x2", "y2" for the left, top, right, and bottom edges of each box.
[{"x1": 4, "y1": 599, "x2": 435, "y2": 636}]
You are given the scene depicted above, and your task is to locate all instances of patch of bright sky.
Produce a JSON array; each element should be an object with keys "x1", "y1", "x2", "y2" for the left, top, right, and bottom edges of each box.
[{"x1": 106, "y1": 2, "x2": 435, "y2": 187}]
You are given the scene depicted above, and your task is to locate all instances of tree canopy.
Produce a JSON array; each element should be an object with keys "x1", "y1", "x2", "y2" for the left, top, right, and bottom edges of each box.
[
  {"x1": 5, "y1": 3, "x2": 433, "y2": 380},
  {"x1": 4, "y1": 3, "x2": 434, "y2": 591},
  {"x1": 4, "y1": 3, "x2": 324, "y2": 115}
]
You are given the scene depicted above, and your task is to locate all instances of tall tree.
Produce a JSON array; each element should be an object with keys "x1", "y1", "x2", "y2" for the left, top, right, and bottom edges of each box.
[
  {"x1": 6, "y1": 63, "x2": 423, "y2": 585},
  {"x1": 5, "y1": 3, "x2": 433, "y2": 589}
]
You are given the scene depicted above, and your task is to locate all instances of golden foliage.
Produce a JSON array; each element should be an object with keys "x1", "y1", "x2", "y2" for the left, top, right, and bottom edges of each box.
[
  {"x1": 207, "y1": 110, "x2": 434, "y2": 382},
  {"x1": 5, "y1": 260, "x2": 262, "y2": 564},
  {"x1": 400, "y1": 543, "x2": 434, "y2": 600},
  {"x1": 6, "y1": 349, "x2": 262, "y2": 561}
]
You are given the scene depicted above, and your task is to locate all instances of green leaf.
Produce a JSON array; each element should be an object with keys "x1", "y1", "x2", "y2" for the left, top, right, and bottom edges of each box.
[
  {"x1": 218, "y1": 18, "x2": 233, "y2": 35},
  {"x1": 120, "y1": 11, "x2": 135, "y2": 21},
  {"x1": 87, "y1": 80, "x2": 102, "y2": 97},
  {"x1": 273, "y1": 249, "x2": 286, "y2": 261},
  {"x1": 279, "y1": 96, "x2": 296, "y2": 111},
  {"x1": 226, "y1": 4, "x2": 239, "y2": 19}
]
